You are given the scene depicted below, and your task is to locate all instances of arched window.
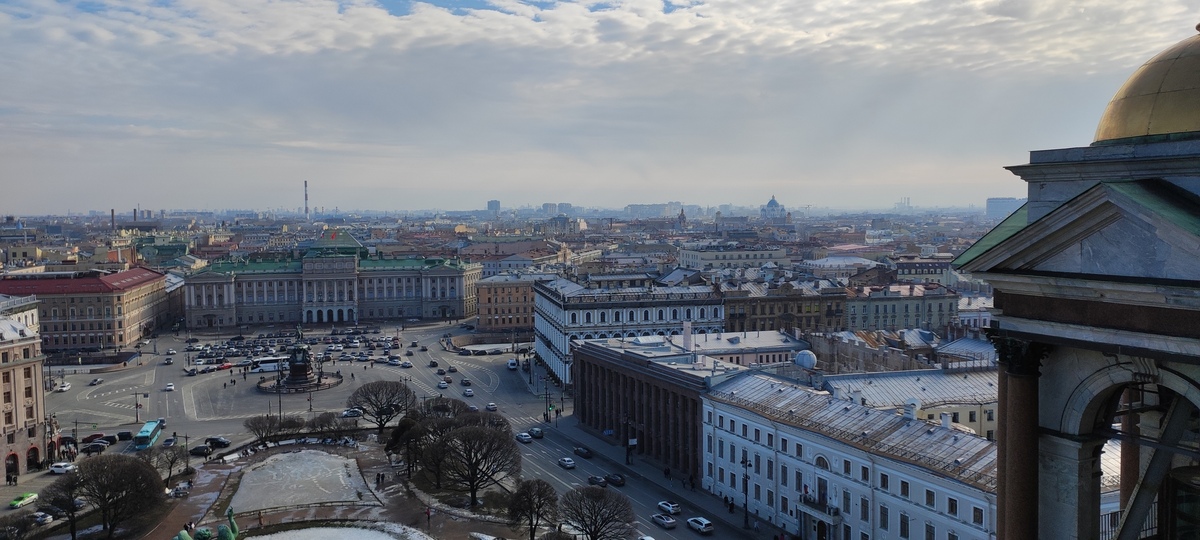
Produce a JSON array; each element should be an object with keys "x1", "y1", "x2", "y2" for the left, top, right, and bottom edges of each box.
[
  {"x1": 585, "y1": 313, "x2": 592, "y2": 324},
  {"x1": 613, "y1": 311, "x2": 621, "y2": 323},
  {"x1": 657, "y1": 309, "x2": 665, "y2": 321},
  {"x1": 643, "y1": 310, "x2": 650, "y2": 321},
  {"x1": 686, "y1": 308, "x2": 692, "y2": 319},
  {"x1": 671, "y1": 309, "x2": 679, "y2": 320},
  {"x1": 816, "y1": 456, "x2": 830, "y2": 470},
  {"x1": 629, "y1": 310, "x2": 636, "y2": 322},
  {"x1": 570, "y1": 313, "x2": 578, "y2": 324},
  {"x1": 599, "y1": 312, "x2": 607, "y2": 323},
  {"x1": 699, "y1": 308, "x2": 706, "y2": 319}
]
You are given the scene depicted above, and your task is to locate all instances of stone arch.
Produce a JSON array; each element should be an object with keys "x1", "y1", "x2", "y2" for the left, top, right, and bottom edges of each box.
[
  {"x1": 1059, "y1": 356, "x2": 1200, "y2": 436},
  {"x1": 25, "y1": 447, "x2": 38, "y2": 471},
  {"x1": 4, "y1": 454, "x2": 16, "y2": 475}
]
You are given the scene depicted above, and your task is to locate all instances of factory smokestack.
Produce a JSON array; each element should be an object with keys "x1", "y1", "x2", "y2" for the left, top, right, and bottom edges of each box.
[
  {"x1": 304, "y1": 181, "x2": 310, "y2": 222},
  {"x1": 111, "y1": 209, "x2": 115, "y2": 230}
]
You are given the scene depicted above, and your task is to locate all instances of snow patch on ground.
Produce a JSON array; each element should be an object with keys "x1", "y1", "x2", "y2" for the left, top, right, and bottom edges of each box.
[
  {"x1": 228, "y1": 450, "x2": 371, "y2": 513},
  {"x1": 251, "y1": 524, "x2": 433, "y2": 540}
]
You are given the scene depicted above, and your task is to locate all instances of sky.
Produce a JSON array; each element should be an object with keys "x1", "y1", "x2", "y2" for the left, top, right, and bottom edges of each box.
[{"x1": 2, "y1": 0, "x2": 1199, "y2": 215}]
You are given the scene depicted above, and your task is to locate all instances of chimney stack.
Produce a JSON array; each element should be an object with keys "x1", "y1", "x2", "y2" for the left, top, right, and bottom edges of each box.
[
  {"x1": 940, "y1": 412, "x2": 952, "y2": 429},
  {"x1": 110, "y1": 209, "x2": 115, "y2": 230}
]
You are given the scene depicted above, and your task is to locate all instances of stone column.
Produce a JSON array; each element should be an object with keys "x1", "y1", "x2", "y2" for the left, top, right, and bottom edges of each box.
[
  {"x1": 1040, "y1": 433, "x2": 1105, "y2": 539},
  {"x1": 990, "y1": 334, "x2": 1050, "y2": 540}
]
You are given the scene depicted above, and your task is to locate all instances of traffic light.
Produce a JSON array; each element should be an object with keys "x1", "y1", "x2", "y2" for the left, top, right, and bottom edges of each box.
[{"x1": 548, "y1": 404, "x2": 555, "y2": 411}]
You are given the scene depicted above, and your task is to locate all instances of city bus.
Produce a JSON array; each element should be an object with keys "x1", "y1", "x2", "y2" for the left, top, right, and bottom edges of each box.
[
  {"x1": 250, "y1": 356, "x2": 289, "y2": 373},
  {"x1": 133, "y1": 420, "x2": 164, "y2": 450}
]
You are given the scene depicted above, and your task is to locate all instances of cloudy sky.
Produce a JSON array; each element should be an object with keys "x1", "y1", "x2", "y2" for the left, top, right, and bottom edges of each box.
[{"x1": 1, "y1": 0, "x2": 1197, "y2": 215}]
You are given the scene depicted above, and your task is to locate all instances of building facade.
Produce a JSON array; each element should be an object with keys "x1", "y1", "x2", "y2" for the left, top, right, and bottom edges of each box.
[
  {"x1": 184, "y1": 231, "x2": 481, "y2": 329},
  {"x1": 890, "y1": 254, "x2": 956, "y2": 285},
  {"x1": 533, "y1": 274, "x2": 724, "y2": 384},
  {"x1": 0, "y1": 296, "x2": 53, "y2": 476},
  {"x1": 703, "y1": 372, "x2": 997, "y2": 540},
  {"x1": 844, "y1": 283, "x2": 960, "y2": 334},
  {"x1": 723, "y1": 281, "x2": 847, "y2": 334},
  {"x1": 477, "y1": 272, "x2": 557, "y2": 333},
  {"x1": 678, "y1": 246, "x2": 789, "y2": 270},
  {"x1": 0, "y1": 268, "x2": 169, "y2": 351}
]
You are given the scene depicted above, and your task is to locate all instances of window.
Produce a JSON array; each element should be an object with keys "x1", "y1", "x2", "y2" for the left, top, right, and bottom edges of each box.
[
  {"x1": 741, "y1": 425, "x2": 747, "y2": 437},
  {"x1": 719, "y1": 415, "x2": 725, "y2": 429},
  {"x1": 843, "y1": 491, "x2": 850, "y2": 513},
  {"x1": 900, "y1": 514, "x2": 910, "y2": 538},
  {"x1": 781, "y1": 437, "x2": 788, "y2": 453},
  {"x1": 781, "y1": 465, "x2": 788, "y2": 486},
  {"x1": 880, "y1": 473, "x2": 889, "y2": 490},
  {"x1": 881, "y1": 505, "x2": 890, "y2": 530},
  {"x1": 925, "y1": 523, "x2": 936, "y2": 540},
  {"x1": 947, "y1": 497, "x2": 958, "y2": 517},
  {"x1": 861, "y1": 497, "x2": 869, "y2": 521},
  {"x1": 767, "y1": 433, "x2": 773, "y2": 447},
  {"x1": 986, "y1": 409, "x2": 994, "y2": 421},
  {"x1": 861, "y1": 466, "x2": 869, "y2": 482},
  {"x1": 767, "y1": 460, "x2": 773, "y2": 480},
  {"x1": 969, "y1": 411, "x2": 977, "y2": 423},
  {"x1": 948, "y1": 533, "x2": 958, "y2": 540},
  {"x1": 754, "y1": 428, "x2": 761, "y2": 442},
  {"x1": 843, "y1": 460, "x2": 852, "y2": 475},
  {"x1": 925, "y1": 489, "x2": 935, "y2": 507},
  {"x1": 972, "y1": 507, "x2": 984, "y2": 526},
  {"x1": 901, "y1": 481, "x2": 910, "y2": 498}
]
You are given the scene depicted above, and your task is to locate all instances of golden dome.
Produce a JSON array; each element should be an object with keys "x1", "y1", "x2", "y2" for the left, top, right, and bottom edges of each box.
[{"x1": 1094, "y1": 26, "x2": 1200, "y2": 143}]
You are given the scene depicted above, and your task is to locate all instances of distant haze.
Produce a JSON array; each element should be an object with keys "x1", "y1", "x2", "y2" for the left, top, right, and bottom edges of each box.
[{"x1": 0, "y1": 0, "x2": 1193, "y2": 214}]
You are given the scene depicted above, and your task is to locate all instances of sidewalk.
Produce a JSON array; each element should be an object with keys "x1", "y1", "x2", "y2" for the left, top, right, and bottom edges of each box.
[{"x1": 520, "y1": 360, "x2": 786, "y2": 539}]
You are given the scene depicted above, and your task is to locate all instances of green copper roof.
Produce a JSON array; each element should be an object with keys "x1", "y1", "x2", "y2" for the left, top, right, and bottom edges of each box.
[
  {"x1": 952, "y1": 203, "x2": 1029, "y2": 270},
  {"x1": 310, "y1": 229, "x2": 363, "y2": 249},
  {"x1": 206, "y1": 260, "x2": 304, "y2": 275},
  {"x1": 1108, "y1": 181, "x2": 1200, "y2": 237}
]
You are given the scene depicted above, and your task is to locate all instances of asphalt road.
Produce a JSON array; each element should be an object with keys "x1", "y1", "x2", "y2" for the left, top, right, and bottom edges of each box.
[{"x1": 43, "y1": 321, "x2": 727, "y2": 539}]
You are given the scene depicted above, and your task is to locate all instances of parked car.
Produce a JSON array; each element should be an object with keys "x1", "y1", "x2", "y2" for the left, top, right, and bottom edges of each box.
[
  {"x1": 88, "y1": 378, "x2": 103, "y2": 386},
  {"x1": 515, "y1": 432, "x2": 533, "y2": 444},
  {"x1": 528, "y1": 427, "x2": 544, "y2": 439},
  {"x1": 341, "y1": 408, "x2": 363, "y2": 418},
  {"x1": 205, "y1": 436, "x2": 232, "y2": 448},
  {"x1": 34, "y1": 505, "x2": 65, "y2": 519},
  {"x1": 81, "y1": 433, "x2": 106, "y2": 444},
  {"x1": 9, "y1": 493, "x2": 37, "y2": 508},
  {"x1": 29, "y1": 512, "x2": 53, "y2": 525},
  {"x1": 81, "y1": 443, "x2": 107, "y2": 454},
  {"x1": 189, "y1": 445, "x2": 214, "y2": 457},
  {"x1": 56, "y1": 383, "x2": 71, "y2": 392},
  {"x1": 162, "y1": 437, "x2": 177, "y2": 448},
  {"x1": 116, "y1": 431, "x2": 134, "y2": 441},
  {"x1": 573, "y1": 446, "x2": 593, "y2": 458},
  {"x1": 686, "y1": 517, "x2": 714, "y2": 534},
  {"x1": 399, "y1": 361, "x2": 413, "y2": 368},
  {"x1": 49, "y1": 462, "x2": 75, "y2": 474},
  {"x1": 604, "y1": 473, "x2": 626, "y2": 486},
  {"x1": 587, "y1": 475, "x2": 608, "y2": 487},
  {"x1": 557, "y1": 457, "x2": 576, "y2": 469},
  {"x1": 657, "y1": 501, "x2": 681, "y2": 515}
]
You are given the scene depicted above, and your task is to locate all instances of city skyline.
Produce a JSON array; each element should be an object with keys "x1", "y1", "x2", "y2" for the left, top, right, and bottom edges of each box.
[{"x1": 1, "y1": 0, "x2": 1193, "y2": 215}]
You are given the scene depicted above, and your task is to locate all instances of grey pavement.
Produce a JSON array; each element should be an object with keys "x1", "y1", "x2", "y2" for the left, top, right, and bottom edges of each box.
[{"x1": 520, "y1": 359, "x2": 783, "y2": 540}]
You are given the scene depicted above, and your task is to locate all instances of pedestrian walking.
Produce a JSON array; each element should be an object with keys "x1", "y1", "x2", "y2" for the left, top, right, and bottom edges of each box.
[
  {"x1": 754, "y1": 520, "x2": 761, "y2": 532},
  {"x1": 223, "y1": 382, "x2": 227, "y2": 389}
]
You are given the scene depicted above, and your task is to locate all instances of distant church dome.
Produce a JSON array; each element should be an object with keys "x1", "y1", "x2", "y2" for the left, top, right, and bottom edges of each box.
[
  {"x1": 1094, "y1": 25, "x2": 1200, "y2": 144},
  {"x1": 794, "y1": 350, "x2": 818, "y2": 370},
  {"x1": 766, "y1": 196, "x2": 780, "y2": 207}
]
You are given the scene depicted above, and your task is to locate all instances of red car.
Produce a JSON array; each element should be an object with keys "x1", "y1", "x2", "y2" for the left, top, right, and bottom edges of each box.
[
  {"x1": 81, "y1": 433, "x2": 106, "y2": 444},
  {"x1": 217, "y1": 363, "x2": 233, "y2": 370}
]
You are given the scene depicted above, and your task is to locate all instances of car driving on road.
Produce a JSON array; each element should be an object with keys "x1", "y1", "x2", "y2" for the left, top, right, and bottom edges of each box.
[
  {"x1": 686, "y1": 517, "x2": 714, "y2": 534},
  {"x1": 651, "y1": 514, "x2": 677, "y2": 529},
  {"x1": 657, "y1": 501, "x2": 681, "y2": 515},
  {"x1": 557, "y1": 457, "x2": 576, "y2": 469},
  {"x1": 515, "y1": 433, "x2": 533, "y2": 443}
]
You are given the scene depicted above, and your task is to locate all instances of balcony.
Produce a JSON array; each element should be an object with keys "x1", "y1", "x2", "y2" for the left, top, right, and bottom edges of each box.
[{"x1": 796, "y1": 495, "x2": 843, "y2": 524}]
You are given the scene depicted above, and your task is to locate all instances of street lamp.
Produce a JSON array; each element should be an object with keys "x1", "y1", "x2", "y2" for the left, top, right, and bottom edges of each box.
[{"x1": 740, "y1": 457, "x2": 750, "y2": 529}]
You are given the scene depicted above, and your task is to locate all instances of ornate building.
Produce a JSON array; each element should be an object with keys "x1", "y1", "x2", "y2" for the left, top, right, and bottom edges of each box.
[
  {"x1": 0, "y1": 294, "x2": 53, "y2": 476},
  {"x1": 955, "y1": 27, "x2": 1200, "y2": 540},
  {"x1": 184, "y1": 230, "x2": 481, "y2": 329}
]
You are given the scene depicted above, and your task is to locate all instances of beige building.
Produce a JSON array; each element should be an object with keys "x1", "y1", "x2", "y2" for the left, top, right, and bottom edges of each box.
[
  {"x1": 0, "y1": 268, "x2": 169, "y2": 351},
  {"x1": 0, "y1": 294, "x2": 53, "y2": 475},
  {"x1": 844, "y1": 283, "x2": 960, "y2": 334},
  {"x1": 678, "y1": 246, "x2": 789, "y2": 270},
  {"x1": 477, "y1": 272, "x2": 557, "y2": 332}
]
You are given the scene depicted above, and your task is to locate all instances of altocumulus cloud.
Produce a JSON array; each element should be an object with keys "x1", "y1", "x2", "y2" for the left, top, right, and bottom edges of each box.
[{"x1": 0, "y1": 0, "x2": 1197, "y2": 213}]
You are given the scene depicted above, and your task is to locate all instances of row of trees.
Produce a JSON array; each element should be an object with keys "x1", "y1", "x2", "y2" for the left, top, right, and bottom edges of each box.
[
  {"x1": 508, "y1": 481, "x2": 636, "y2": 540},
  {"x1": 0, "y1": 455, "x2": 167, "y2": 540}
]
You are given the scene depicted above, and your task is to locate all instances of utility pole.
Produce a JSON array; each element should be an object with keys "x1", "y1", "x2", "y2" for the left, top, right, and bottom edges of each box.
[{"x1": 132, "y1": 392, "x2": 142, "y2": 423}]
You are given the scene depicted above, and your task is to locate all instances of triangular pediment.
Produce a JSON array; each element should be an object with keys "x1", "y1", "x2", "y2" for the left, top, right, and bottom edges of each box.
[{"x1": 957, "y1": 180, "x2": 1200, "y2": 281}]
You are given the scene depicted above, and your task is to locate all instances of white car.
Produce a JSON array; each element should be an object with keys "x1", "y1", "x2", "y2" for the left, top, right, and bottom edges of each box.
[
  {"x1": 462, "y1": 389, "x2": 474, "y2": 397},
  {"x1": 56, "y1": 383, "x2": 71, "y2": 392},
  {"x1": 557, "y1": 457, "x2": 576, "y2": 469},
  {"x1": 49, "y1": 462, "x2": 76, "y2": 474},
  {"x1": 651, "y1": 514, "x2": 677, "y2": 529},
  {"x1": 515, "y1": 432, "x2": 533, "y2": 443},
  {"x1": 657, "y1": 501, "x2": 681, "y2": 515},
  {"x1": 686, "y1": 517, "x2": 714, "y2": 534},
  {"x1": 164, "y1": 383, "x2": 175, "y2": 391},
  {"x1": 437, "y1": 381, "x2": 449, "y2": 389},
  {"x1": 30, "y1": 512, "x2": 53, "y2": 525},
  {"x1": 166, "y1": 349, "x2": 177, "y2": 355}
]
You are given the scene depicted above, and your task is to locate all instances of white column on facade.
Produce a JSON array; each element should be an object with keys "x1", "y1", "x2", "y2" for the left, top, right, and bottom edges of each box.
[{"x1": 1039, "y1": 433, "x2": 1105, "y2": 540}]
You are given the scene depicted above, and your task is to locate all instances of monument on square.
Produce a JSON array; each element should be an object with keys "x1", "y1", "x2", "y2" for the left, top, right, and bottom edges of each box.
[{"x1": 172, "y1": 507, "x2": 239, "y2": 540}]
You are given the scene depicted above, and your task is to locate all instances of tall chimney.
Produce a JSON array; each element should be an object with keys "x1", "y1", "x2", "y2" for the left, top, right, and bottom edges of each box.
[
  {"x1": 305, "y1": 181, "x2": 310, "y2": 222},
  {"x1": 133, "y1": 208, "x2": 138, "y2": 222},
  {"x1": 111, "y1": 209, "x2": 115, "y2": 230}
]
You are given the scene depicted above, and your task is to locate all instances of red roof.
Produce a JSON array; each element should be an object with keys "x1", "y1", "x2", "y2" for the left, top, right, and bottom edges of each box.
[{"x1": 0, "y1": 267, "x2": 165, "y2": 296}]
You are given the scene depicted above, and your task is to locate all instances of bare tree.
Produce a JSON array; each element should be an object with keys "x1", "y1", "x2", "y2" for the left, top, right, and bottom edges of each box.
[
  {"x1": 559, "y1": 486, "x2": 635, "y2": 540},
  {"x1": 279, "y1": 414, "x2": 307, "y2": 437},
  {"x1": 157, "y1": 446, "x2": 188, "y2": 486},
  {"x1": 307, "y1": 411, "x2": 336, "y2": 433},
  {"x1": 347, "y1": 380, "x2": 417, "y2": 433},
  {"x1": 443, "y1": 426, "x2": 522, "y2": 506},
  {"x1": 508, "y1": 479, "x2": 559, "y2": 540},
  {"x1": 244, "y1": 414, "x2": 280, "y2": 442},
  {"x1": 77, "y1": 455, "x2": 166, "y2": 540},
  {"x1": 425, "y1": 396, "x2": 472, "y2": 417},
  {"x1": 457, "y1": 411, "x2": 512, "y2": 435},
  {"x1": 43, "y1": 471, "x2": 87, "y2": 540},
  {"x1": 0, "y1": 512, "x2": 31, "y2": 540}
]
